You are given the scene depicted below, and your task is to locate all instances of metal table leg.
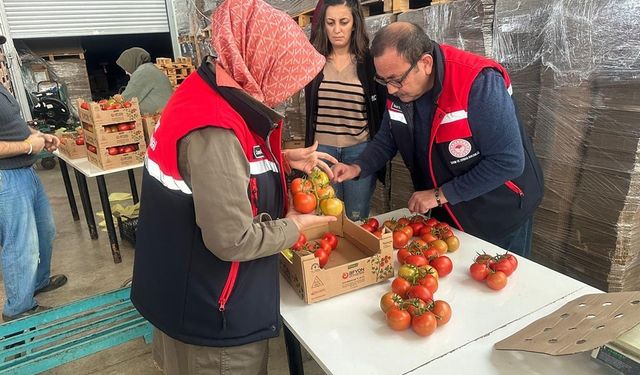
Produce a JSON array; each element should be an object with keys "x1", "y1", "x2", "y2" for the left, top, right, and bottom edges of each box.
[
  {"x1": 96, "y1": 175, "x2": 122, "y2": 264},
  {"x1": 283, "y1": 324, "x2": 304, "y2": 375},
  {"x1": 74, "y1": 170, "x2": 98, "y2": 239},
  {"x1": 57, "y1": 158, "x2": 79, "y2": 221},
  {"x1": 128, "y1": 169, "x2": 139, "y2": 204}
]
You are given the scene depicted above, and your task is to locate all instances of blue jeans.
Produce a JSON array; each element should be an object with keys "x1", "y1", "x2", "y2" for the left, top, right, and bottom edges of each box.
[
  {"x1": 317, "y1": 143, "x2": 376, "y2": 221},
  {"x1": 493, "y1": 217, "x2": 533, "y2": 258},
  {"x1": 0, "y1": 168, "x2": 56, "y2": 317}
]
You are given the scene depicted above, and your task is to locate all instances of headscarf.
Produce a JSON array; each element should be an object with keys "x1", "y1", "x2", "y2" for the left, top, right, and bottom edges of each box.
[
  {"x1": 211, "y1": 0, "x2": 326, "y2": 108},
  {"x1": 116, "y1": 47, "x2": 151, "y2": 74}
]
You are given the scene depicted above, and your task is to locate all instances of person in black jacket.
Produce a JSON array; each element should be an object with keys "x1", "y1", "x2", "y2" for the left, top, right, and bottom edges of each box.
[{"x1": 305, "y1": 0, "x2": 387, "y2": 221}]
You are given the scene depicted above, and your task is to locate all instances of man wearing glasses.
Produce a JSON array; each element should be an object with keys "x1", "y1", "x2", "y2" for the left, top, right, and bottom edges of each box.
[{"x1": 332, "y1": 22, "x2": 543, "y2": 258}]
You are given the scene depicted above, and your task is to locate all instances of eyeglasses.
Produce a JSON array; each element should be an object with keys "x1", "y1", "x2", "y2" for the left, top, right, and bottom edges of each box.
[{"x1": 374, "y1": 58, "x2": 419, "y2": 88}]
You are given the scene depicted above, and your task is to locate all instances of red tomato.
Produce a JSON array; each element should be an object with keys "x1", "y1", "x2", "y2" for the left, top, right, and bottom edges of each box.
[
  {"x1": 505, "y1": 253, "x2": 518, "y2": 271},
  {"x1": 372, "y1": 229, "x2": 383, "y2": 238},
  {"x1": 400, "y1": 225, "x2": 413, "y2": 238},
  {"x1": 469, "y1": 262, "x2": 489, "y2": 281},
  {"x1": 422, "y1": 247, "x2": 439, "y2": 261},
  {"x1": 123, "y1": 101, "x2": 132, "y2": 108},
  {"x1": 386, "y1": 307, "x2": 411, "y2": 331},
  {"x1": 392, "y1": 230, "x2": 409, "y2": 249},
  {"x1": 383, "y1": 220, "x2": 396, "y2": 231},
  {"x1": 290, "y1": 178, "x2": 312, "y2": 194},
  {"x1": 409, "y1": 222, "x2": 425, "y2": 236},
  {"x1": 314, "y1": 248, "x2": 329, "y2": 268},
  {"x1": 418, "y1": 274, "x2": 438, "y2": 294},
  {"x1": 293, "y1": 192, "x2": 316, "y2": 214},
  {"x1": 123, "y1": 145, "x2": 135, "y2": 153},
  {"x1": 87, "y1": 144, "x2": 97, "y2": 153},
  {"x1": 492, "y1": 257, "x2": 515, "y2": 276},
  {"x1": 407, "y1": 285, "x2": 433, "y2": 304},
  {"x1": 409, "y1": 215, "x2": 425, "y2": 223},
  {"x1": 118, "y1": 146, "x2": 126, "y2": 154},
  {"x1": 397, "y1": 218, "x2": 410, "y2": 226},
  {"x1": 380, "y1": 292, "x2": 403, "y2": 313},
  {"x1": 80, "y1": 101, "x2": 89, "y2": 110},
  {"x1": 360, "y1": 223, "x2": 374, "y2": 233},
  {"x1": 421, "y1": 232, "x2": 438, "y2": 243},
  {"x1": 366, "y1": 218, "x2": 379, "y2": 231},
  {"x1": 440, "y1": 229, "x2": 455, "y2": 239},
  {"x1": 291, "y1": 233, "x2": 306, "y2": 251},
  {"x1": 404, "y1": 298, "x2": 427, "y2": 317},
  {"x1": 474, "y1": 254, "x2": 494, "y2": 265},
  {"x1": 391, "y1": 277, "x2": 412, "y2": 298},
  {"x1": 486, "y1": 271, "x2": 508, "y2": 290},
  {"x1": 117, "y1": 123, "x2": 130, "y2": 132},
  {"x1": 431, "y1": 300, "x2": 452, "y2": 326},
  {"x1": 425, "y1": 218, "x2": 439, "y2": 226},
  {"x1": 405, "y1": 254, "x2": 428, "y2": 267},
  {"x1": 419, "y1": 225, "x2": 434, "y2": 237},
  {"x1": 107, "y1": 147, "x2": 119, "y2": 155},
  {"x1": 322, "y1": 232, "x2": 338, "y2": 250},
  {"x1": 397, "y1": 248, "x2": 411, "y2": 264},
  {"x1": 430, "y1": 256, "x2": 453, "y2": 277},
  {"x1": 75, "y1": 137, "x2": 85, "y2": 145},
  {"x1": 412, "y1": 311, "x2": 437, "y2": 336},
  {"x1": 313, "y1": 239, "x2": 332, "y2": 254},
  {"x1": 435, "y1": 222, "x2": 450, "y2": 230}
]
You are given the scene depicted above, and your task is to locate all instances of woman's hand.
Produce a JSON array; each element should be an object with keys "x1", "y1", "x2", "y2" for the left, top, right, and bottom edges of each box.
[{"x1": 283, "y1": 141, "x2": 338, "y2": 179}]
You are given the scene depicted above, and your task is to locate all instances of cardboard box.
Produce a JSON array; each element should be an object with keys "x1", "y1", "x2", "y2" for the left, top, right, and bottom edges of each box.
[
  {"x1": 85, "y1": 141, "x2": 145, "y2": 170},
  {"x1": 280, "y1": 213, "x2": 394, "y2": 304},
  {"x1": 58, "y1": 132, "x2": 86, "y2": 159},
  {"x1": 82, "y1": 120, "x2": 145, "y2": 148},
  {"x1": 282, "y1": 138, "x2": 305, "y2": 150},
  {"x1": 141, "y1": 114, "x2": 160, "y2": 145},
  {"x1": 77, "y1": 98, "x2": 141, "y2": 127}
]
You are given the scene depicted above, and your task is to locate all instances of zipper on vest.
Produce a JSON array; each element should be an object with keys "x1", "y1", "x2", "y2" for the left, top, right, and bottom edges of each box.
[
  {"x1": 504, "y1": 180, "x2": 525, "y2": 208},
  {"x1": 218, "y1": 261, "x2": 240, "y2": 329}
]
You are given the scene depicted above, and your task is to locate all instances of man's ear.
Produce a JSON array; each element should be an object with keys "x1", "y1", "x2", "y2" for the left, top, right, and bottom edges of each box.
[{"x1": 420, "y1": 54, "x2": 434, "y2": 76}]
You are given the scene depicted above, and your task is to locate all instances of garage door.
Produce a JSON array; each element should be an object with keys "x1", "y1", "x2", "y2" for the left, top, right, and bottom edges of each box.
[{"x1": 3, "y1": 0, "x2": 169, "y2": 38}]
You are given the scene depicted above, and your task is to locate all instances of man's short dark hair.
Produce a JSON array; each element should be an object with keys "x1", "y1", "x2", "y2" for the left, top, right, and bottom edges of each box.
[{"x1": 371, "y1": 23, "x2": 433, "y2": 64}]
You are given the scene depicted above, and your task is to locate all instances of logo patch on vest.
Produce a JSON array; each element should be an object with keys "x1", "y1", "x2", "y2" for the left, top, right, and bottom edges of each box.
[
  {"x1": 448, "y1": 139, "x2": 472, "y2": 158},
  {"x1": 252, "y1": 145, "x2": 264, "y2": 159}
]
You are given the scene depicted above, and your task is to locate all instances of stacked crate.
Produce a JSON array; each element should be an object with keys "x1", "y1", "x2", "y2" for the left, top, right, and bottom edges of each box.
[
  {"x1": 78, "y1": 98, "x2": 146, "y2": 170},
  {"x1": 155, "y1": 57, "x2": 196, "y2": 89},
  {"x1": 141, "y1": 113, "x2": 161, "y2": 145}
]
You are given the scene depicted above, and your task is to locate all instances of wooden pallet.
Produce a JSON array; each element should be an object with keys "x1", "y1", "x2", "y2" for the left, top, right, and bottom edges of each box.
[
  {"x1": 361, "y1": 0, "x2": 394, "y2": 16},
  {"x1": 390, "y1": 0, "x2": 430, "y2": 13},
  {"x1": 44, "y1": 52, "x2": 85, "y2": 61},
  {"x1": 292, "y1": 8, "x2": 315, "y2": 27}
]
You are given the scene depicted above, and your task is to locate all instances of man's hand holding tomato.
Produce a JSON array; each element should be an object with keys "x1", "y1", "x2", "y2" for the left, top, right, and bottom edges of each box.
[{"x1": 283, "y1": 141, "x2": 338, "y2": 179}]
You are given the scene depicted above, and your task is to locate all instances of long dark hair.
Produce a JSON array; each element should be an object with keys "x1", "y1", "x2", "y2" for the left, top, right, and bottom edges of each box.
[{"x1": 311, "y1": 0, "x2": 370, "y2": 61}]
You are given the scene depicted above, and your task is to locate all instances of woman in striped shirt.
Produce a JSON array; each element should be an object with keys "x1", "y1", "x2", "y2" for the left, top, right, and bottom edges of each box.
[{"x1": 305, "y1": 0, "x2": 387, "y2": 221}]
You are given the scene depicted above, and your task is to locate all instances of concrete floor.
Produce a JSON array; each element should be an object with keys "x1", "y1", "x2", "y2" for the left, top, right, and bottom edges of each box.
[{"x1": 0, "y1": 162, "x2": 325, "y2": 375}]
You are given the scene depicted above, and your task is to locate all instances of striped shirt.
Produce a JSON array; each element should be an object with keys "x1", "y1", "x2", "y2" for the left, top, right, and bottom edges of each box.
[{"x1": 314, "y1": 59, "x2": 369, "y2": 148}]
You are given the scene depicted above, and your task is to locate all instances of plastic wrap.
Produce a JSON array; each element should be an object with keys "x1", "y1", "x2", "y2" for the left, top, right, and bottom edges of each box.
[
  {"x1": 398, "y1": 0, "x2": 494, "y2": 57},
  {"x1": 495, "y1": 0, "x2": 640, "y2": 291},
  {"x1": 365, "y1": 13, "x2": 397, "y2": 37}
]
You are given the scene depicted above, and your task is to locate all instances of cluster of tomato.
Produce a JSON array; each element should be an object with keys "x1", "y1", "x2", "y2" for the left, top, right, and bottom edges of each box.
[
  {"x1": 468, "y1": 252, "x2": 518, "y2": 290},
  {"x1": 101, "y1": 121, "x2": 137, "y2": 133},
  {"x1": 60, "y1": 129, "x2": 85, "y2": 146},
  {"x1": 359, "y1": 217, "x2": 384, "y2": 238},
  {"x1": 106, "y1": 143, "x2": 140, "y2": 156},
  {"x1": 290, "y1": 169, "x2": 343, "y2": 217},
  {"x1": 380, "y1": 263, "x2": 452, "y2": 336},
  {"x1": 80, "y1": 95, "x2": 133, "y2": 111},
  {"x1": 281, "y1": 231, "x2": 339, "y2": 269}
]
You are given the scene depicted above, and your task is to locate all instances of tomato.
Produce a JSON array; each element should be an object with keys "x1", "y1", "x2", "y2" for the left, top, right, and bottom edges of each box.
[
  {"x1": 366, "y1": 218, "x2": 379, "y2": 231},
  {"x1": 425, "y1": 218, "x2": 439, "y2": 226},
  {"x1": 469, "y1": 262, "x2": 489, "y2": 281},
  {"x1": 422, "y1": 247, "x2": 439, "y2": 261},
  {"x1": 361, "y1": 223, "x2": 374, "y2": 232},
  {"x1": 430, "y1": 239, "x2": 448, "y2": 255},
  {"x1": 419, "y1": 225, "x2": 434, "y2": 237},
  {"x1": 409, "y1": 215, "x2": 425, "y2": 223},
  {"x1": 290, "y1": 178, "x2": 312, "y2": 194},
  {"x1": 322, "y1": 232, "x2": 338, "y2": 250},
  {"x1": 399, "y1": 225, "x2": 413, "y2": 238},
  {"x1": 128, "y1": 122, "x2": 136, "y2": 130},
  {"x1": 398, "y1": 264, "x2": 419, "y2": 281},
  {"x1": 430, "y1": 256, "x2": 453, "y2": 277},
  {"x1": 123, "y1": 145, "x2": 135, "y2": 153},
  {"x1": 492, "y1": 257, "x2": 515, "y2": 276},
  {"x1": 392, "y1": 230, "x2": 409, "y2": 249},
  {"x1": 87, "y1": 144, "x2": 97, "y2": 153},
  {"x1": 123, "y1": 101, "x2": 132, "y2": 108},
  {"x1": 314, "y1": 248, "x2": 329, "y2": 268},
  {"x1": 431, "y1": 300, "x2": 452, "y2": 326},
  {"x1": 404, "y1": 298, "x2": 427, "y2": 317},
  {"x1": 407, "y1": 285, "x2": 433, "y2": 304},
  {"x1": 383, "y1": 220, "x2": 396, "y2": 231},
  {"x1": 118, "y1": 146, "x2": 126, "y2": 154},
  {"x1": 412, "y1": 311, "x2": 437, "y2": 336},
  {"x1": 316, "y1": 184, "x2": 335, "y2": 200},
  {"x1": 486, "y1": 271, "x2": 508, "y2": 290},
  {"x1": 397, "y1": 247, "x2": 411, "y2": 264},
  {"x1": 418, "y1": 274, "x2": 438, "y2": 294},
  {"x1": 440, "y1": 229, "x2": 454, "y2": 239},
  {"x1": 380, "y1": 292, "x2": 403, "y2": 313},
  {"x1": 445, "y1": 236, "x2": 460, "y2": 252},
  {"x1": 386, "y1": 307, "x2": 411, "y2": 331},
  {"x1": 418, "y1": 264, "x2": 439, "y2": 281},
  {"x1": 474, "y1": 254, "x2": 494, "y2": 265},
  {"x1": 75, "y1": 137, "x2": 85, "y2": 145},
  {"x1": 372, "y1": 229, "x2": 383, "y2": 238},
  {"x1": 319, "y1": 198, "x2": 343, "y2": 217},
  {"x1": 117, "y1": 123, "x2": 130, "y2": 132},
  {"x1": 397, "y1": 218, "x2": 410, "y2": 226},
  {"x1": 108, "y1": 147, "x2": 119, "y2": 155},
  {"x1": 435, "y1": 222, "x2": 450, "y2": 230},
  {"x1": 505, "y1": 253, "x2": 518, "y2": 271},
  {"x1": 309, "y1": 169, "x2": 330, "y2": 188},
  {"x1": 80, "y1": 101, "x2": 89, "y2": 110},
  {"x1": 421, "y1": 232, "x2": 438, "y2": 243},
  {"x1": 313, "y1": 239, "x2": 332, "y2": 254},
  {"x1": 409, "y1": 222, "x2": 424, "y2": 236},
  {"x1": 391, "y1": 277, "x2": 412, "y2": 298},
  {"x1": 293, "y1": 192, "x2": 316, "y2": 214},
  {"x1": 291, "y1": 232, "x2": 306, "y2": 251},
  {"x1": 405, "y1": 254, "x2": 428, "y2": 267}
]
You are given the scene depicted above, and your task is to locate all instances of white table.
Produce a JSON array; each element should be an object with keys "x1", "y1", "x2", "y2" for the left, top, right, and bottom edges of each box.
[
  {"x1": 55, "y1": 151, "x2": 143, "y2": 263},
  {"x1": 279, "y1": 225, "x2": 613, "y2": 374}
]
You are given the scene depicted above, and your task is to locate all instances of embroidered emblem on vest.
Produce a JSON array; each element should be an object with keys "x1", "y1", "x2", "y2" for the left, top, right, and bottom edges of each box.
[
  {"x1": 448, "y1": 139, "x2": 472, "y2": 158},
  {"x1": 253, "y1": 145, "x2": 264, "y2": 159}
]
